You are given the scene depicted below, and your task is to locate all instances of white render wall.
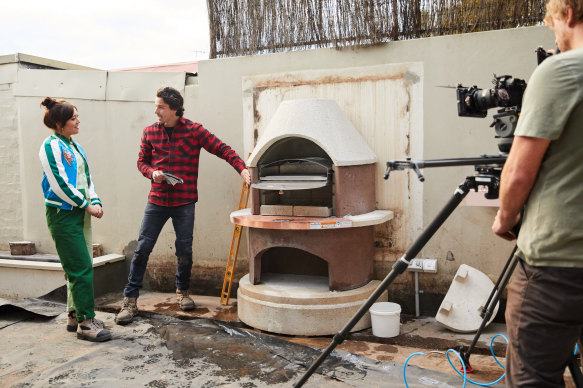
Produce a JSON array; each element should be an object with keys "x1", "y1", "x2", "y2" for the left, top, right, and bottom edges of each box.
[
  {"x1": 0, "y1": 64, "x2": 23, "y2": 245},
  {"x1": 5, "y1": 69, "x2": 186, "y2": 252},
  {"x1": 0, "y1": 26, "x2": 555, "y2": 301}
]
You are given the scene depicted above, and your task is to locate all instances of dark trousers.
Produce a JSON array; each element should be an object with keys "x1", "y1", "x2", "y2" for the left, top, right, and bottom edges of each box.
[
  {"x1": 505, "y1": 259, "x2": 583, "y2": 387},
  {"x1": 123, "y1": 202, "x2": 195, "y2": 298}
]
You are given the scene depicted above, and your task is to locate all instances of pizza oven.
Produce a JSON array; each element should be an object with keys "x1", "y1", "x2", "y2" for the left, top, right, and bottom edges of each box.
[{"x1": 232, "y1": 99, "x2": 391, "y2": 291}]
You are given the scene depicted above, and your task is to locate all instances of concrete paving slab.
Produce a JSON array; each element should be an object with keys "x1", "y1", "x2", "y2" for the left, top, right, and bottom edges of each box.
[
  {"x1": 350, "y1": 316, "x2": 507, "y2": 358},
  {"x1": 97, "y1": 291, "x2": 240, "y2": 323}
]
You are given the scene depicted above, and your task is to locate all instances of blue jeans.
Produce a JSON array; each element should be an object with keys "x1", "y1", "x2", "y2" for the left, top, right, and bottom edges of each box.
[{"x1": 123, "y1": 202, "x2": 195, "y2": 298}]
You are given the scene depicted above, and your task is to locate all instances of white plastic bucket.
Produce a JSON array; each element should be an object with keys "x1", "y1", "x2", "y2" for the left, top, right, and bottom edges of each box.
[{"x1": 369, "y1": 302, "x2": 401, "y2": 338}]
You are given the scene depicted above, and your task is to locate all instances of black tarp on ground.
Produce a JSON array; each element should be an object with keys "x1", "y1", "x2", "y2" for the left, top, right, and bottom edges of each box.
[
  {"x1": 0, "y1": 286, "x2": 67, "y2": 329},
  {"x1": 0, "y1": 308, "x2": 466, "y2": 387}
]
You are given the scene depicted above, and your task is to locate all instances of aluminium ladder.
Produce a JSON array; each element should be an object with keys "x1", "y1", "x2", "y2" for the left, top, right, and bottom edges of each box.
[{"x1": 220, "y1": 180, "x2": 250, "y2": 305}]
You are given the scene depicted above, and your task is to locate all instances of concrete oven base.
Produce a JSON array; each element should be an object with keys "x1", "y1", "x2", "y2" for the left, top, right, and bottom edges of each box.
[{"x1": 237, "y1": 273, "x2": 388, "y2": 336}]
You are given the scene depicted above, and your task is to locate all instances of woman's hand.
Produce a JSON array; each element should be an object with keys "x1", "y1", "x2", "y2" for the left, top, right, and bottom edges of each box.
[{"x1": 85, "y1": 204, "x2": 103, "y2": 219}]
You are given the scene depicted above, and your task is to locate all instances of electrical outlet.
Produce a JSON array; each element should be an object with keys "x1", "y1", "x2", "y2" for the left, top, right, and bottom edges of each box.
[
  {"x1": 408, "y1": 258, "x2": 424, "y2": 272},
  {"x1": 423, "y1": 258, "x2": 438, "y2": 273},
  {"x1": 407, "y1": 258, "x2": 438, "y2": 273}
]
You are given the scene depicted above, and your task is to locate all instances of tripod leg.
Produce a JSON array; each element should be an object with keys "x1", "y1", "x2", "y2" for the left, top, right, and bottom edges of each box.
[
  {"x1": 293, "y1": 178, "x2": 474, "y2": 387},
  {"x1": 460, "y1": 246, "x2": 518, "y2": 371},
  {"x1": 568, "y1": 351, "x2": 583, "y2": 388},
  {"x1": 293, "y1": 259, "x2": 409, "y2": 388},
  {"x1": 481, "y1": 245, "x2": 518, "y2": 319}
]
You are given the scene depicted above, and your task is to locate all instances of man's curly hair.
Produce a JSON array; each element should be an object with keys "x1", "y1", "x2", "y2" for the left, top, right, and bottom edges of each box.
[{"x1": 156, "y1": 87, "x2": 184, "y2": 117}]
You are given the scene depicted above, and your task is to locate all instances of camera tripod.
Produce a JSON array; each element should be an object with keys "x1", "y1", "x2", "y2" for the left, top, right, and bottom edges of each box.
[
  {"x1": 293, "y1": 155, "x2": 583, "y2": 387},
  {"x1": 458, "y1": 244, "x2": 583, "y2": 388}
]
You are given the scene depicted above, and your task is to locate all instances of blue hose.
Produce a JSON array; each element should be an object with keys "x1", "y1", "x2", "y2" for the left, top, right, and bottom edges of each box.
[
  {"x1": 403, "y1": 334, "x2": 507, "y2": 387},
  {"x1": 403, "y1": 334, "x2": 581, "y2": 386},
  {"x1": 403, "y1": 352, "x2": 427, "y2": 388}
]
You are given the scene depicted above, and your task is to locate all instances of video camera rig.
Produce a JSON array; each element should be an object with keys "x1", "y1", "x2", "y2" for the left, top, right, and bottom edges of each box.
[
  {"x1": 384, "y1": 45, "x2": 558, "y2": 185},
  {"x1": 384, "y1": 71, "x2": 525, "y2": 185}
]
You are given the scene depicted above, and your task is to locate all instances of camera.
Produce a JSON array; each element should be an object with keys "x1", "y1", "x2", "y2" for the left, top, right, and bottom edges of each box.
[
  {"x1": 456, "y1": 75, "x2": 527, "y2": 153},
  {"x1": 456, "y1": 75, "x2": 527, "y2": 118},
  {"x1": 454, "y1": 46, "x2": 557, "y2": 153},
  {"x1": 456, "y1": 75, "x2": 526, "y2": 153}
]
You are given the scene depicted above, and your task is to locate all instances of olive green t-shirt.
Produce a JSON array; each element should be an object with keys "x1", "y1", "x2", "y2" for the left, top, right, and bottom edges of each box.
[{"x1": 515, "y1": 47, "x2": 583, "y2": 267}]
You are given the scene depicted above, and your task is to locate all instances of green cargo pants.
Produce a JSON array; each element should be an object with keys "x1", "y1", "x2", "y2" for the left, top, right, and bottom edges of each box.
[{"x1": 46, "y1": 206, "x2": 95, "y2": 322}]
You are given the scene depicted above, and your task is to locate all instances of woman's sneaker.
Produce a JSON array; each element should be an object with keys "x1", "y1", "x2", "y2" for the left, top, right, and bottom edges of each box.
[
  {"x1": 68, "y1": 312, "x2": 104, "y2": 332},
  {"x1": 77, "y1": 318, "x2": 111, "y2": 342},
  {"x1": 66, "y1": 311, "x2": 78, "y2": 332}
]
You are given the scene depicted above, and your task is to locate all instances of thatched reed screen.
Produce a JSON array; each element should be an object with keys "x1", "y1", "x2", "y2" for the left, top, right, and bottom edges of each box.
[{"x1": 207, "y1": 0, "x2": 546, "y2": 58}]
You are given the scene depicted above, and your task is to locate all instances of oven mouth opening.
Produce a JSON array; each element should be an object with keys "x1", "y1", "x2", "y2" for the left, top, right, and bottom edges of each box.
[
  {"x1": 249, "y1": 136, "x2": 339, "y2": 216},
  {"x1": 252, "y1": 157, "x2": 332, "y2": 191},
  {"x1": 261, "y1": 247, "x2": 328, "y2": 279},
  {"x1": 253, "y1": 157, "x2": 335, "y2": 216}
]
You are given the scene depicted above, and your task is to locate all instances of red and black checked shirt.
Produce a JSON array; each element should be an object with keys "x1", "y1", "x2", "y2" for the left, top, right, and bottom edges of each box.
[{"x1": 138, "y1": 117, "x2": 246, "y2": 207}]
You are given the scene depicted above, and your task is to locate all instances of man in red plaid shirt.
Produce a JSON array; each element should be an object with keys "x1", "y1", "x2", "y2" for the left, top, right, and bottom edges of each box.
[{"x1": 116, "y1": 87, "x2": 250, "y2": 325}]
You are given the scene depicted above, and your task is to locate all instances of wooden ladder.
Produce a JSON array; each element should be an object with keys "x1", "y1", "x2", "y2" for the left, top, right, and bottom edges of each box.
[{"x1": 220, "y1": 180, "x2": 250, "y2": 305}]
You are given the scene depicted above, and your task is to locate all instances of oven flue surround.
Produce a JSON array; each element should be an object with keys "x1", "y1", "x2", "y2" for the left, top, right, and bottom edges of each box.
[{"x1": 242, "y1": 99, "x2": 381, "y2": 291}]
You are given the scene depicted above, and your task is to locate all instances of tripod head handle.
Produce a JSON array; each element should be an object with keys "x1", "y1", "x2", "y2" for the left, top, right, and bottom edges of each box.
[
  {"x1": 384, "y1": 158, "x2": 425, "y2": 181},
  {"x1": 413, "y1": 164, "x2": 425, "y2": 181}
]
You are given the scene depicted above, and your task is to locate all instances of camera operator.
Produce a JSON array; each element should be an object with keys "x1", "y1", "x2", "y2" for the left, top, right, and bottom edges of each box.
[{"x1": 492, "y1": 0, "x2": 583, "y2": 386}]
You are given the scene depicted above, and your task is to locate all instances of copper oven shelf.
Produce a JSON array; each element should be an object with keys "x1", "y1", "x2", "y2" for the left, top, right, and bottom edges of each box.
[{"x1": 230, "y1": 208, "x2": 393, "y2": 230}]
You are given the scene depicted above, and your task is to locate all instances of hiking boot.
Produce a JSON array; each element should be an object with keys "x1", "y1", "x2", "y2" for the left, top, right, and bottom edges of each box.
[
  {"x1": 66, "y1": 311, "x2": 78, "y2": 332},
  {"x1": 115, "y1": 297, "x2": 138, "y2": 325},
  {"x1": 176, "y1": 289, "x2": 196, "y2": 311},
  {"x1": 77, "y1": 318, "x2": 111, "y2": 342}
]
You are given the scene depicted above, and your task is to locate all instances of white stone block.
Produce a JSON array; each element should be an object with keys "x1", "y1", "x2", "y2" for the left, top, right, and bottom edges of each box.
[{"x1": 260, "y1": 205, "x2": 293, "y2": 216}]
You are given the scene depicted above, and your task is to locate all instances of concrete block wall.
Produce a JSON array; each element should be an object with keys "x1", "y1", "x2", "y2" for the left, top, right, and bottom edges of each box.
[{"x1": 0, "y1": 63, "x2": 23, "y2": 250}]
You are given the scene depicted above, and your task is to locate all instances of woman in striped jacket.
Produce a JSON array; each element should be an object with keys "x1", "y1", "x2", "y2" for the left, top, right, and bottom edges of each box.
[{"x1": 39, "y1": 97, "x2": 111, "y2": 342}]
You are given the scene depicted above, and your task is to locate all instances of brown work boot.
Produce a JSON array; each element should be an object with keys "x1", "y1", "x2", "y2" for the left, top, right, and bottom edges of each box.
[
  {"x1": 176, "y1": 289, "x2": 196, "y2": 311},
  {"x1": 77, "y1": 318, "x2": 111, "y2": 342},
  {"x1": 115, "y1": 296, "x2": 138, "y2": 325}
]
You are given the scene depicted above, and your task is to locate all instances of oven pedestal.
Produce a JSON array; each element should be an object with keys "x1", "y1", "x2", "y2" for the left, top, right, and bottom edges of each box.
[
  {"x1": 237, "y1": 273, "x2": 387, "y2": 335},
  {"x1": 231, "y1": 209, "x2": 393, "y2": 335}
]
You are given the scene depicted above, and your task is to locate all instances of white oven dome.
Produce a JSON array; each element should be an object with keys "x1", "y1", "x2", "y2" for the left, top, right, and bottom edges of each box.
[{"x1": 248, "y1": 99, "x2": 377, "y2": 167}]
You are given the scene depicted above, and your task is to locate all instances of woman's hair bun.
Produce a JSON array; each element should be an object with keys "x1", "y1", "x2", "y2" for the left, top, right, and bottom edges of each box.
[{"x1": 41, "y1": 97, "x2": 56, "y2": 110}]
